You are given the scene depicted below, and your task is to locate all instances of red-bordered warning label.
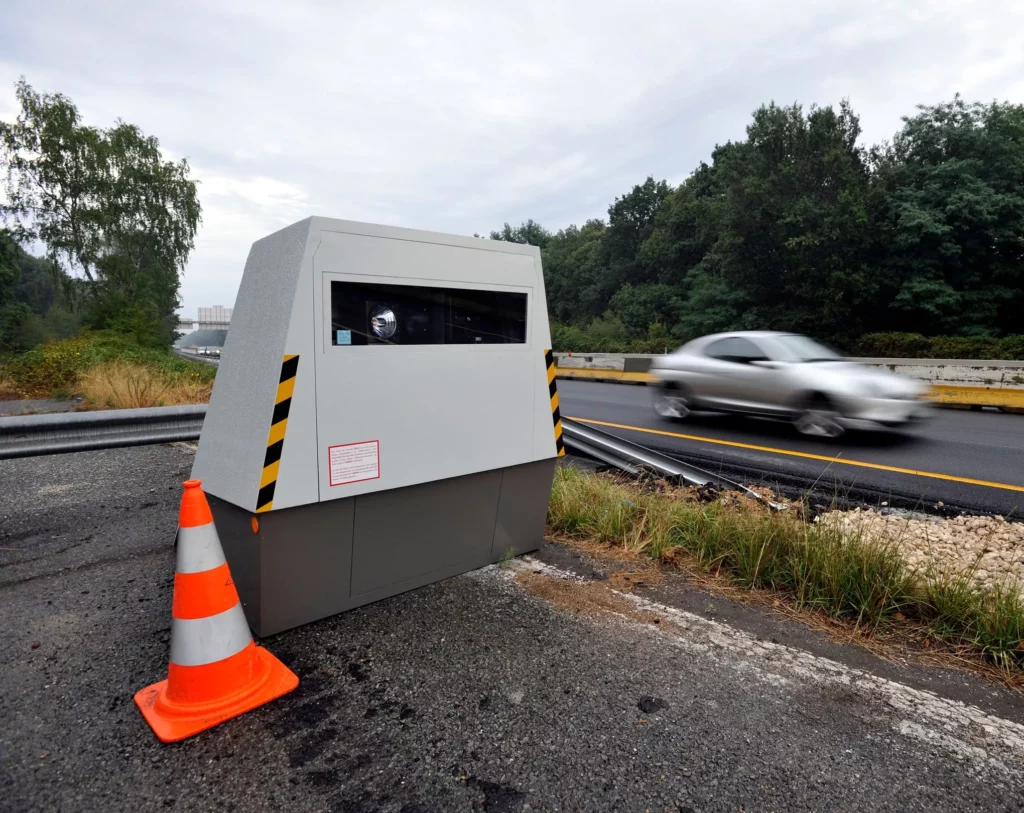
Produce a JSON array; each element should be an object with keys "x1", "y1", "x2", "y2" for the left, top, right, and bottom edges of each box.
[{"x1": 328, "y1": 440, "x2": 380, "y2": 487}]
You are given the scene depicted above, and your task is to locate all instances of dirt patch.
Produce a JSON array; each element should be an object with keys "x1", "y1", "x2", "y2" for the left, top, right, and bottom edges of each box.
[
  {"x1": 607, "y1": 567, "x2": 662, "y2": 593},
  {"x1": 542, "y1": 536, "x2": 1024, "y2": 690},
  {"x1": 515, "y1": 570, "x2": 674, "y2": 632}
]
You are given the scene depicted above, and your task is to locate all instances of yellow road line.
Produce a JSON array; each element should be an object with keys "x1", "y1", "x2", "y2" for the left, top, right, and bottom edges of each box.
[
  {"x1": 554, "y1": 367, "x2": 1024, "y2": 408},
  {"x1": 568, "y1": 416, "x2": 1024, "y2": 494}
]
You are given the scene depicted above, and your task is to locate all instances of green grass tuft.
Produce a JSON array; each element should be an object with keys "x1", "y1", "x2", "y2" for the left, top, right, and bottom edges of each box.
[{"x1": 548, "y1": 466, "x2": 1024, "y2": 668}]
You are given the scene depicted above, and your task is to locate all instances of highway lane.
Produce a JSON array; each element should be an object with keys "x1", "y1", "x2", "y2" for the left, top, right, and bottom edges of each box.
[{"x1": 558, "y1": 380, "x2": 1024, "y2": 516}]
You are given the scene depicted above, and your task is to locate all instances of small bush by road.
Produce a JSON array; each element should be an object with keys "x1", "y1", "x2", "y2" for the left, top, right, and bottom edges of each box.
[{"x1": 852, "y1": 333, "x2": 1024, "y2": 360}]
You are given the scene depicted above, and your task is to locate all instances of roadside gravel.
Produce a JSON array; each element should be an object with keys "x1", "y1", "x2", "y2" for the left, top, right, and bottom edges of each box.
[{"x1": 818, "y1": 508, "x2": 1024, "y2": 591}]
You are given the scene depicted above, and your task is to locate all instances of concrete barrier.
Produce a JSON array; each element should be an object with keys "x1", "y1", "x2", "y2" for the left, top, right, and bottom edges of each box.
[{"x1": 553, "y1": 353, "x2": 1024, "y2": 410}]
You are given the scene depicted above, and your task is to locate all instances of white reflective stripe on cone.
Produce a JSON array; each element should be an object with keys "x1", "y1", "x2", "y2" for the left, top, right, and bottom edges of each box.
[
  {"x1": 169, "y1": 603, "x2": 252, "y2": 667},
  {"x1": 176, "y1": 524, "x2": 227, "y2": 574}
]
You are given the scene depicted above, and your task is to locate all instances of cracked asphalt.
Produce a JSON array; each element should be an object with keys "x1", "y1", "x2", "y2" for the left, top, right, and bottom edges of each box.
[{"x1": 2, "y1": 445, "x2": 1024, "y2": 812}]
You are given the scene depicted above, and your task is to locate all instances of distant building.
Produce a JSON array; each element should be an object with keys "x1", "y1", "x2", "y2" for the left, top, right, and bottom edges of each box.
[
  {"x1": 176, "y1": 317, "x2": 196, "y2": 332},
  {"x1": 197, "y1": 306, "x2": 233, "y2": 330}
]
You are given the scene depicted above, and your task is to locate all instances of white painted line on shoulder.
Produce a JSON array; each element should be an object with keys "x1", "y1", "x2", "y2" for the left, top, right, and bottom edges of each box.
[{"x1": 507, "y1": 557, "x2": 1024, "y2": 777}]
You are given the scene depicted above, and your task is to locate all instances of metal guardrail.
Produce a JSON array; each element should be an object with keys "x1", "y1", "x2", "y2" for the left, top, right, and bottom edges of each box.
[
  {"x1": 0, "y1": 405, "x2": 207, "y2": 460},
  {"x1": 561, "y1": 417, "x2": 772, "y2": 501},
  {"x1": 174, "y1": 348, "x2": 220, "y2": 367},
  {"x1": 1, "y1": 405, "x2": 757, "y2": 503}
]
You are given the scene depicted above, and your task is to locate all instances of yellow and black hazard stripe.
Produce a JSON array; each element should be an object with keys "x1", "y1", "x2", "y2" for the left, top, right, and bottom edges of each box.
[
  {"x1": 256, "y1": 354, "x2": 299, "y2": 513},
  {"x1": 544, "y1": 349, "x2": 565, "y2": 457}
]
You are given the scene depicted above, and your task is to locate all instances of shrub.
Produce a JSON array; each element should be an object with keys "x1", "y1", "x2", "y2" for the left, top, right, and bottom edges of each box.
[
  {"x1": 550, "y1": 320, "x2": 677, "y2": 355},
  {"x1": 1, "y1": 331, "x2": 215, "y2": 399},
  {"x1": 853, "y1": 332, "x2": 1024, "y2": 360},
  {"x1": 2, "y1": 335, "x2": 93, "y2": 397}
]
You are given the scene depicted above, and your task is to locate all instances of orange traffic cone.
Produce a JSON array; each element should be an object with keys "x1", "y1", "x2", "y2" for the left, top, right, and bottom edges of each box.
[{"x1": 134, "y1": 480, "x2": 298, "y2": 742}]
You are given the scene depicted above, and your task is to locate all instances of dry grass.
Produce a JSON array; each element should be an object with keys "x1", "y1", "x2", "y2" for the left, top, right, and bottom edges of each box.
[
  {"x1": 75, "y1": 360, "x2": 213, "y2": 409},
  {"x1": 0, "y1": 376, "x2": 20, "y2": 401},
  {"x1": 515, "y1": 571, "x2": 672, "y2": 629}
]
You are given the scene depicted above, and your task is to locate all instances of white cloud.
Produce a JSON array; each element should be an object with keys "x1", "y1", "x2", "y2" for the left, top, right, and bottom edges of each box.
[
  {"x1": 1, "y1": 0, "x2": 1022, "y2": 315},
  {"x1": 200, "y1": 175, "x2": 308, "y2": 212}
]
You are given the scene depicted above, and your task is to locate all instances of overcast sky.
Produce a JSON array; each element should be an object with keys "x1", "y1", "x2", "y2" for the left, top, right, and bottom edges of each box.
[{"x1": 2, "y1": 0, "x2": 1023, "y2": 317}]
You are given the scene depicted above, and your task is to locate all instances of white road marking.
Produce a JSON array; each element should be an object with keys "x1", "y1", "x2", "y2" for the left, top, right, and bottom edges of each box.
[{"x1": 495, "y1": 557, "x2": 1024, "y2": 777}]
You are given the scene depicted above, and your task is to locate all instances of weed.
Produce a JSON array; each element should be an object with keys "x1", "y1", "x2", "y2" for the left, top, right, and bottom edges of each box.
[
  {"x1": 497, "y1": 547, "x2": 516, "y2": 565},
  {"x1": 0, "y1": 376, "x2": 20, "y2": 401},
  {"x1": 923, "y1": 573, "x2": 1024, "y2": 669}
]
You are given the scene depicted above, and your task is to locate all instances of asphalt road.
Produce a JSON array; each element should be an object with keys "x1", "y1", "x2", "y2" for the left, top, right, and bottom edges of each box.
[
  {"x1": 558, "y1": 380, "x2": 1024, "y2": 516},
  {"x1": 4, "y1": 445, "x2": 1024, "y2": 811}
]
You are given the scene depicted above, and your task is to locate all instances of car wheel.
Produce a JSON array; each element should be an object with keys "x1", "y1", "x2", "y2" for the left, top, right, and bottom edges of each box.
[
  {"x1": 653, "y1": 385, "x2": 691, "y2": 420},
  {"x1": 795, "y1": 395, "x2": 844, "y2": 438}
]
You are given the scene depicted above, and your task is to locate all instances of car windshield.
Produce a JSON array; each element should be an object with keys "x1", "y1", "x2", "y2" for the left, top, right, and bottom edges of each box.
[{"x1": 772, "y1": 334, "x2": 842, "y2": 363}]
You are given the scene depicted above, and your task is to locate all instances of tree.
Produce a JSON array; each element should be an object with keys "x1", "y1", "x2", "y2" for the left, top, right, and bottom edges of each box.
[
  {"x1": 0, "y1": 78, "x2": 201, "y2": 346},
  {"x1": 699, "y1": 101, "x2": 879, "y2": 343},
  {"x1": 489, "y1": 219, "x2": 550, "y2": 248},
  {"x1": 871, "y1": 97, "x2": 1024, "y2": 336},
  {"x1": 607, "y1": 283, "x2": 681, "y2": 337},
  {"x1": 0, "y1": 231, "x2": 31, "y2": 348},
  {"x1": 0, "y1": 229, "x2": 80, "y2": 351},
  {"x1": 488, "y1": 95, "x2": 1024, "y2": 350},
  {"x1": 605, "y1": 178, "x2": 671, "y2": 262},
  {"x1": 602, "y1": 176, "x2": 671, "y2": 289},
  {"x1": 541, "y1": 220, "x2": 608, "y2": 324}
]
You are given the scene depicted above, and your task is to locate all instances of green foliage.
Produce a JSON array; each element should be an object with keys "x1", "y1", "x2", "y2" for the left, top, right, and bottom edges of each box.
[
  {"x1": 0, "y1": 301, "x2": 32, "y2": 350},
  {"x1": 548, "y1": 466, "x2": 1024, "y2": 667},
  {"x1": 607, "y1": 283, "x2": 680, "y2": 337},
  {"x1": 872, "y1": 97, "x2": 1024, "y2": 337},
  {"x1": 2, "y1": 330, "x2": 215, "y2": 398},
  {"x1": 0, "y1": 79, "x2": 201, "y2": 350},
  {"x1": 542, "y1": 220, "x2": 608, "y2": 324},
  {"x1": 0, "y1": 228, "x2": 79, "y2": 351},
  {"x1": 492, "y1": 96, "x2": 1024, "y2": 353},
  {"x1": 489, "y1": 219, "x2": 550, "y2": 248},
  {"x1": 603, "y1": 177, "x2": 672, "y2": 282},
  {"x1": 853, "y1": 332, "x2": 1024, "y2": 360},
  {"x1": 550, "y1": 319, "x2": 673, "y2": 354}
]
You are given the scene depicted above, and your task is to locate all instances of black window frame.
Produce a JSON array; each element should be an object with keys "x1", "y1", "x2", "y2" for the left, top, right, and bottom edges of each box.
[{"x1": 329, "y1": 280, "x2": 529, "y2": 347}]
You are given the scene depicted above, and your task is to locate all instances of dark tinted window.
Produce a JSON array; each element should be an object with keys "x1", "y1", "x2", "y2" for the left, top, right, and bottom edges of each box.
[
  {"x1": 330, "y1": 281, "x2": 527, "y2": 346},
  {"x1": 705, "y1": 337, "x2": 768, "y2": 363}
]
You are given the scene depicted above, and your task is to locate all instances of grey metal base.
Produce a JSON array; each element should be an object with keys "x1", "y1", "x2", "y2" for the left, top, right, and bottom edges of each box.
[{"x1": 207, "y1": 458, "x2": 556, "y2": 636}]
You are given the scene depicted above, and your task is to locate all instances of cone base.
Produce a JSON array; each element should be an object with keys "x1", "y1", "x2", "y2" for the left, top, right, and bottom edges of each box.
[{"x1": 134, "y1": 646, "x2": 299, "y2": 743}]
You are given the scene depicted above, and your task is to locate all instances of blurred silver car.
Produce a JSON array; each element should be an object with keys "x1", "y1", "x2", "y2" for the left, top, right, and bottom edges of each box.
[{"x1": 649, "y1": 332, "x2": 930, "y2": 437}]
